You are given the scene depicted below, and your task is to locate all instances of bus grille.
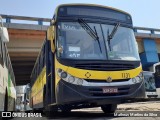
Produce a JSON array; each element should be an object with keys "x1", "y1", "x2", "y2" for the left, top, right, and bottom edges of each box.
[{"x1": 75, "y1": 63, "x2": 134, "y2": 71}]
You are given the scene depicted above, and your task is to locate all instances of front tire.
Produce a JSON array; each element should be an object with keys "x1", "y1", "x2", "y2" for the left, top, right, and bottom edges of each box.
[
  {"x1": 60, "y1": 105, "x2": 71, "y2": 112},
  {"x1": 101, "y1": 104, "x2": 117, "y2": 114}
]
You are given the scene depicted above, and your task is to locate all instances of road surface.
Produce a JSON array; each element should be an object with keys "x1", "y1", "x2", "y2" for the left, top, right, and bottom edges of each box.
[{"x1": 9, "y1": 101, "x2": 160, "y2": 120}]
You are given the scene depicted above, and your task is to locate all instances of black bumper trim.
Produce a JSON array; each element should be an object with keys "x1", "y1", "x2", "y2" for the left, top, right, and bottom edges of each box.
[{"x1": 56, "y1": 79, "x2": 145, "y2": 105}]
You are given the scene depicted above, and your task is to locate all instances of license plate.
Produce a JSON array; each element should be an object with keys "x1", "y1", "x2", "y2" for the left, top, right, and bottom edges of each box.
[{"x1": 103, "y1": 87, "x2": 118, "y2": 93}]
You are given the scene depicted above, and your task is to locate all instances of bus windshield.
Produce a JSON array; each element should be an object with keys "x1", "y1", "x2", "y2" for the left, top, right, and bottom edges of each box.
[{"x1": 57, "y1": 22, "x2": 140, "y2": 61}]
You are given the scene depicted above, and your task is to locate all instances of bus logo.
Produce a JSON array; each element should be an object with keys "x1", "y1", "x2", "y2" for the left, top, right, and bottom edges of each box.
[
  {"x1": 85, "y1": 72, "x2": 91, "y2": 78},
  {"x1": 106, "y1": 76, "x2": 112, "y2": 82},
  {"x1": 2, "y1": 112, "x2": 11, "y2": 117}
]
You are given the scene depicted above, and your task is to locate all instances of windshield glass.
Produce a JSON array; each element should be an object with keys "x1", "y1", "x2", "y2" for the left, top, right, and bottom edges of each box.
[
  {"x1": 57, "y1": 22, "x2": 106, "y2": 60},
  {"x1": 57, "y1": 22, "x2": 140, "y2": 61},
  {"x1": 102, "y1": 24, "x2": 140, "y2": 60}
]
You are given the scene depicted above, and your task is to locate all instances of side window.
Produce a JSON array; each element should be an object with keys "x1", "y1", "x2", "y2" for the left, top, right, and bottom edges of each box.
[
  {"x1": 3, "y1": 43, "x2": 7, "y2": 67},
  {"x1": 0, "y1": 40, "x2": 1, "y2": 57},
  {"x1": 40, "y1": 53, "x2": 43, "y2": 71},
  {"x1": 6, "y1": 53, "x2": 9, "y2": 68},
  {"x1": 44, "y1": 44, "x2": 46, "y2": 66},
  {"x1": 1, "y1": 42, "x2": 4, "y2": 65},
  {"x1": 41, "y1": 47, "x2": 44, "y2": 68},
  {"x1": 9, "y1": 64, "x2": 11, "y2": 80},
  {"x1": 0, "y1": 40, "x2": 3, "y2": 65},
  {"x1": 38, "y1": 58, "x2": 41, "y2": 74},
  {"x1": 34, "y1": 70, "x2": 36, "y2": 81},
  {"x1": 35, "y1": 64, "x2": 37, "y2": 78}
]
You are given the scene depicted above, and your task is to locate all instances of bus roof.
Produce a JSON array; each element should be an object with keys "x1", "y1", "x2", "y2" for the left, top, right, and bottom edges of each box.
[{"x1": 54, "y1": 3, "x2": 131, "y2": 17}]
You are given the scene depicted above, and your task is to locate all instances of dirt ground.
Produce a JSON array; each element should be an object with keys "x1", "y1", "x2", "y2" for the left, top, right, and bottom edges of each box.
[
  {"x1": 117, "y1": 101, "x2": 160, "y2": 111},
  {"x1": 72, "y1": 101, "x2": 160, "y2": 111},
  {"x1": 11, "y1": 101, "x2": 160, "y2": 120}
]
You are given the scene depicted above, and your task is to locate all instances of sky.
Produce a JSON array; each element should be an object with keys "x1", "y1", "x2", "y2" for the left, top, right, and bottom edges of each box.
[{"x1": 0, "y1": 0, "x2": 159, "y2": 28}]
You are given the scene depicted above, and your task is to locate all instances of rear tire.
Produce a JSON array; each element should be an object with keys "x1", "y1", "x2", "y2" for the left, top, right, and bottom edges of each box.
[
  {"x1": 2, "y1": 91, "x2": 10, "y2": 120},
  {"x1": 101, "y1": 104, "x2": 117, "y2": 114},
  {"x1": 4, "y1": 90, "x2": 8, "y2": 111},
  {"x1": 43, "y1": 86, "x2": 58, "y2": 117}
]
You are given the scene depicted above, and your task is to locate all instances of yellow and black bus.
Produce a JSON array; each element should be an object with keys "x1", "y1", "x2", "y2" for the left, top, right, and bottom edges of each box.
[{"x1": 30, "y1": 4, "x2": 145, "y2": 113}]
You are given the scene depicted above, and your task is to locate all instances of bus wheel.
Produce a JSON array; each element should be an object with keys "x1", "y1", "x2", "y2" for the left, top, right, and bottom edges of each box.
[
  {"x1": 4, "y1": 90, "x2": 8, "y2": 111},
  {"x1": 101, "y1": 104, "x2": 117, "y2": 114},
  {"x1": 60, "y1": 106, "x2": 71, "y2": 112}
]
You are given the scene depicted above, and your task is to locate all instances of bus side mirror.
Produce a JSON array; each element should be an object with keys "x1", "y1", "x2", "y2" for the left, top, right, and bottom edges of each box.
[
  {"x1": 0, "y1": 27, "x2": 9, "y2": 43},
  {"x1": 47, "y1": 26, "x2": 55, "y2": 52},
  {"x1": 47, "y1": 26, "x2": 54, "y2": 40}
]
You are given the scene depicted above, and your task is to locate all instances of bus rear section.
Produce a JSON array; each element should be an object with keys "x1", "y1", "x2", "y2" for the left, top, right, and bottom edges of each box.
[{"x1": 30, "y1": 4, "x2": 145, "y2": 113}]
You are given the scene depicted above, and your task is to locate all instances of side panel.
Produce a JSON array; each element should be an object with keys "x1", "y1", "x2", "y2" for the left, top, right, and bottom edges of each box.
[
  {"x1": 0, "y1": 26, "x2": 16, "y2": 112},
  {"x1": 45, "y1": 39, "x2": 56, "y2": 107},
  {"x1": 51, "y1": 43, "x2": 56, "y2": 104},
  {"x1": 0, "y1": 39, "x2": 5, "y2": 111},
  {"x1": 31, "y1": 40, "x2": 56, "y2": 108},
  {"x1": 31, "y1": 67, "x2": 46, "y2": 108},
  {"x1": 45, "y1": 40, "x2": 51, "y2": 105},
  {"x1": 7, "y1": 73, "x2": 16, "y2": 111},
  {"x1": 0, "y1": 64, "x2": 5, "y2": 111},
  {"x1": 31, "y1": 41, "x2": 47, "y2": 109},
  {"x1": 1, "y1": 64, "x2": 8, "y2": 111}
]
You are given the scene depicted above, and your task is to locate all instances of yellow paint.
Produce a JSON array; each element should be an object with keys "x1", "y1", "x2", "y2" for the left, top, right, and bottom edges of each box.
[
  {"x1": 55, "y1": 58, "x2": 68, "y2": 86},
  {"x1": 55, "y1": 57, "x2": 142, "y2": 86},
  {"x1": 47, "y1": 26, "x2": 56, "y2": 52},
  {"x1": 31, "y1": 66, "x2": 46, "y2": 105},
  {"x1": 67, "y1": 66, "x2": 142, "y2": 80}
]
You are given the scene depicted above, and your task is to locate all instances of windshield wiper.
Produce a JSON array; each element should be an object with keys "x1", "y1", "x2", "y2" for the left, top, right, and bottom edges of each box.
[
  {"x1": 107, "y1": 23, "x2": 120, "y2": 51},
  {"x1": 78, "y1": 18, "x2": 102, "y2": 53},
  {"x1": 78, "y1": 18, "x2": 98, "y2": 40}
]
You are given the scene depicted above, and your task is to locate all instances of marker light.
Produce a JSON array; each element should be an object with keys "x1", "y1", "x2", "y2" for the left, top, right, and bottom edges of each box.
[
  {"x1": 61, "y1": 72, "x2": 67, "y2": 78},
  {"x1": 77, "y1": 79, "x2": 83, "y2": 85},
  {"x1": 132, "y1": 72, "x2": 143, "y2": 84},
  {"x1": 68, "y1": 76, "x2": 75, "y2": 83},
  {"x1": 58, "y1": 69, "x2": 62, "y2": 73},
  {"x1": 132, "y1": 78, "x2": 137, "y2": 83}
]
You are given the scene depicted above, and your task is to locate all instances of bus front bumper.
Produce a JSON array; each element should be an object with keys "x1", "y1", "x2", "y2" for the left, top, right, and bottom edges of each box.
[{"x1": 56, "y1": 79, "x2": 145, "y2": 105}]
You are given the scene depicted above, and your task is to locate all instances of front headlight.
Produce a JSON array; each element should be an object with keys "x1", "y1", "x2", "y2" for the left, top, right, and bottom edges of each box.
[
  {"x1": 57, "y1": 69, "x2": 84, "y2": 85},
  {"x1": 68, "y1": 76, "x2": 75, "y2": 83},
  {"x1": 132, "y1": 78, "x2": 137, "y2": 83},
  {"x1": 77, "y1": 79, "x2": 83, "y2": 85},
  {"x1": 132, "y1": 72, "x2": 143, "y2": 84},
  {"x1": 61, "y1": 71, "x2": 68, "y2": 79}
]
